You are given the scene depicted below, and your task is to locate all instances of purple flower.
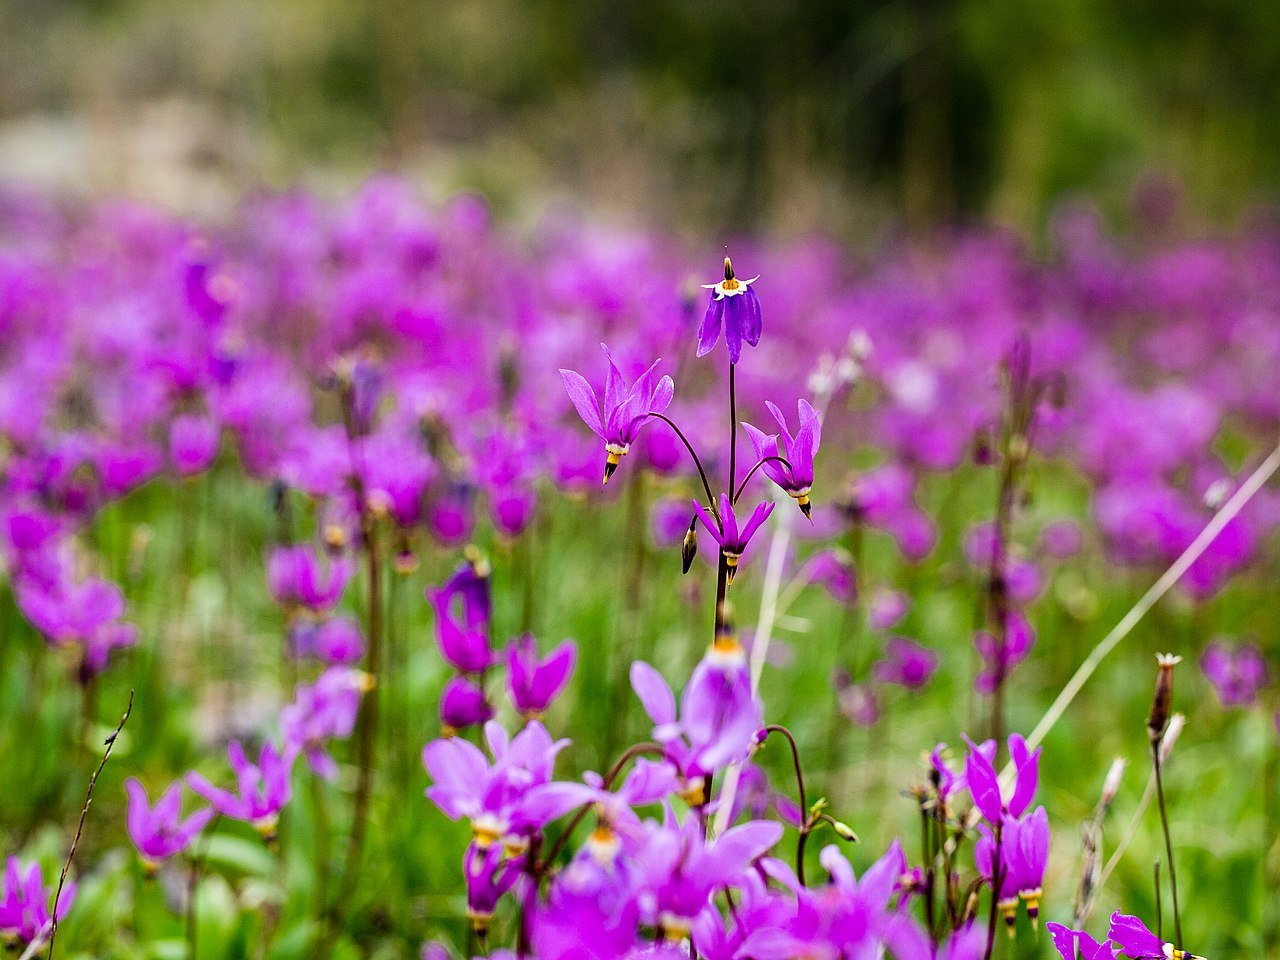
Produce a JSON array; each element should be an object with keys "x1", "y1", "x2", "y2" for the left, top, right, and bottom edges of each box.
[
  {"x1": 187, "y1": 740, "x2": 295, "y2": 838},
  {"x1": 868, "y1": 588, "x2": 910, "y2": 630},
  {"x1": 1046, "y1": 923, "x2": 1118, "y2": 960},
  {"x1": 691, "y1": 495, "x2": 775, "y2": 584},
  {"x1": 289, "y1": 615, "x2": 365, "y2": 664},
  {"x1": 423, "y1": 720, "x2": 592, "y2": 849},
  {"x1": 636, "y1": 816, "x2": 782, "y2": 937},
  {"x1": 280, "y1": 667, "x2": 370, "y2": 779},
  {"x1": 697, "y1": 256, "x2": 762, "y2": 364},
  {"x1": 464, "y1": 842, "x2": 524, "y2": 933},
  {"x1": 440, "y1": 675, "x2": 494, "y2": 733},
  {"x1": 835, "y1": 671, "x2": 881, "y2": 726},
  {"x1": 0, "y1": 857, "x2": 75, "y2": 948},
  {"x1": 507, "y1": 635, "x2": 577, "y2": 718},
  {"x1": 429, "y1": 561, "x2": 494, "y2": 674},
  {"x1": 1107, "y1": 912, "x2": 1204, "y2": 959},
  {"x1": 974, "y1": 610, "x2": 1036, "y2": 695},
  {"x1": 125, "y1": 778, "x2": 215, "y2": 871},
  {"x1": 560, "y1": 343, "x2": 675, "y2": 485},
  {"x1": 872, "y1": 636, "x2": 938, "y2": 690},
  {"x1": 963, "y1": 733, "x2": 1040, "y2": 823},
  {"x1": 631, "y1": 645, "x2": 762, "y2": 785},
  {"x1": 1200, "y1": 639, "x2": 1270, "y2": 707},
  {"x1": 805, "y1": 548, "x2": 856, "y2": 604},
  {"x1": 169, "y1": 413, "x2": 220, "y2": 477},
  {"x1": 266, "y1": 545, "x2": 353, "y2": 612},
  {"x1": 1007, "y1": 806, "x2": 1050, "y2": 925},
  {"x1": 14, "y1": 570, "x2": 136, "y2": 677},
  {"x1": 742, "y1": 399, "x2": 821, "y2": 517}
]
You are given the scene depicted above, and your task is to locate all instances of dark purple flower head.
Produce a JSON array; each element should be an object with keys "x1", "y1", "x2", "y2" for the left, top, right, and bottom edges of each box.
[
  {"x1": 464, "y1": 842, "x2": 524, "y2": 933},
  {"x1": 1200, "y1": 639, "x2": 1270, "y2": 708},
  {"x1": 266, "y1": 544, "x2": 353, "y2": 612},
  {"x1": 125, "y1": 778, "x2": 214, "y2": 871},
  {"x1": 698, "y1": 256, "x2": 762, "y2": 364},
  {"x1": 1107, "y1": 912, "x2": 1205, "y2": 960},
  {"x1": 429, "y1": 559, "x2": 494, "y2": 674},
  {"x1": 691, "y1": 495, "x2": 774, "y2": 584},
  {"x1": 873, "y1": 636, "x2": 939, "y2": 690},
  {"x1": 187, "y1": 739, "x2": 295, "y2": 839},
  {"x1": 507, "y1": 635, "x2": 577, "y2": 718},
  {"x1": 742, "y1": 399, "x2": 821, "y2": 517},
  {"x1": 0, "y1": 857, "x2": 75, "y2": 948},
  {"x1": 440, "y1": 675, "x2": 494, "y2": 733},
  {"x1": 560, "y1": 343, "x2": 675, "y2": 485}
]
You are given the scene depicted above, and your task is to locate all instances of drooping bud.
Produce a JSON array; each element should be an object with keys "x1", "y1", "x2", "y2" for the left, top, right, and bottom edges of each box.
[
  {"x1": 831, "y1": 819, "x2": 859, "y2": 843},
  {"x1": 681, "y1": 517, "x2": 698, "y2": 574},
  {"x1": 1147, "y1": 653, "x2": 1182, "y2": 743}
]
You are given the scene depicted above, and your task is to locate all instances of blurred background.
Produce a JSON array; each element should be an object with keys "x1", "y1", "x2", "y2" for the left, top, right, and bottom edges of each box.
[{"x1": 2, "y1": 0, "x2": 1279, "y2": 234}]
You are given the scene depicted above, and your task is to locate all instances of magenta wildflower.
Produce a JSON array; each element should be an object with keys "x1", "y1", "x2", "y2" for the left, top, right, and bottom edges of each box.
[
  {"x1": 559, "y1": 343, "x2": 675, "y2": 484},
  {"x1": 806, "y1": 548, "x2": 856, "y2": 604},
  {"x1": 742, "y1": 399, "x2": 821, "y2": 517},
  {"x1": 698, "y1": 256, "x2": 762, "y2": 364},
  {"x1": 0, "y1": 857, "x2": 75, "y2": 948},
  {"x1": 1107, "y1": 912, "x2": 1205, "y2": 960},
  {"x1": 691, "y1": 495, "x2": 775, "y2": 584},
  {"x1": 631, "y1": 645, "x2": 762, "y2": 787},
  {"x1": 168, "y1": 413, "x2": 220, "y2": 477},
  {"x1": 464, "y1": 842, "x2": 524, "y2": 933},
  {"x1": 506, "y1": 635, "x2": 577, "y2": 718},
  {"x1": 14, "y1": 570, "x2": 136, "y2": 677},
  {"x1": 124, "y1": 778, "x2": 215, "y2": 872},
  {"x1": 1200, "y1": 639, "x2": 1270, "y2": 707},
  {"x1": 1046, "y1": 922, "x2": 1118, "y2": 960},
  {"x1": 289, "y1": 615, "x2": 365, "y2": 664},
  {"x1": 429, "y1": 560, "x2": 494, "y2": 674},
  {"x1": 872, "y1": 636, "x2": 939, "y2": 690},
  {"x1": 266, "y1": 544, "x2": 353, "y2": 612},
  {"x1": 423, "y1": 720, "x2": 592, "y2": 849},
  {"x1": 440, "y1": 675, "x2": 494, "y2": 733},
  {"x1": 974, "y1": 610, "x2": 1036, "y2": 695},
  {"x1": 963, "y1": 733, "x2": 1040, "y2": 823},
  {"x1": 187, "y1": 740, "x2": 295, "y2": 839},
  {"x1": 280, "y1": 667, "x2": 371, "y2": 779}
]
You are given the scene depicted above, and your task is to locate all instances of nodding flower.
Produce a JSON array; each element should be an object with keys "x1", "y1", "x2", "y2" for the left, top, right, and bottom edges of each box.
[
  {"x1": 428, "y1": 558, "x2": 494, "y2": 674},
  {"x1": 559, "y1": 343, "x2": 674, "y2": 485},
  {"x1": 698, "y1": 256, "x2": 762, "y2": 364},
  {"x1": 464, "y1": 842, "x2": 524, "y2": 935},
  {"x1": 265, "y1": 544, "x2": 353, "y2": 613},
  {"x1": 977, "y1": 807, "x2": 1051, "y2": 933},
  {"x1": 742, "y1": 398, "x2": 821, "y2": 517},
  {"x1": 1107, "y1": 912, "x2": 1206, "y2": 960},
  {"x1": 690, "y1": 495, "x2": 775, "y2": 585},
  {"x1": 124, "y1": 778, "x2": 215, "y2": 874},
  {"x1": 439, "y1": 675, "x2": 494, "y2": 735},
  {"x1": 187, "y1": 739, "x2": 295, "y2": 841}
]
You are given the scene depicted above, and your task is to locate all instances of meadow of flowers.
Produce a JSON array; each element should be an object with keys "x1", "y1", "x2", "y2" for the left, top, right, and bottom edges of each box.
[{"x1": 1, "y1": 178, "x2": 1279, "y2": 960}]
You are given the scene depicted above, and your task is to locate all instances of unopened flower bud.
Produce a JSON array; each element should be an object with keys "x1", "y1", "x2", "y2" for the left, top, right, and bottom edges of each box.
[
  {"x1": 1100, "y1": 757, "x2": 1127, "y2": 808},
  {"x1": 831, "y1": 820, "x2": 859, "y2": 843},
  {"x1": 681, "y1": 517, "x2": 698, "y2": 575},
  {"x1": 1147, "y1": 653, "x2": 1182, "y2": 743}
]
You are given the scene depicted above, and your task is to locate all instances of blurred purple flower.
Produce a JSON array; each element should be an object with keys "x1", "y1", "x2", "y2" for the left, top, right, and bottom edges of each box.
[
  {"x1": 698, "y1": 256, "x2": 762, "y2": 364},
  {"x1": 1200, "y1": 640, "x2": 1270, "y2": 707},
  {"x1": 507, "y1": 635, "x2": 576, "y2": 718},
  {"x1": 125, "y1": 778, "x2": 214, "y2": 871}
]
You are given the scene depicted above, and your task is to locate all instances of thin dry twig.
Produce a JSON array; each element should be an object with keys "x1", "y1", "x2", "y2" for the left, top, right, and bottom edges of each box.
[{"x1": 47, "y1": 689, "x2": 134, "y2": 960}]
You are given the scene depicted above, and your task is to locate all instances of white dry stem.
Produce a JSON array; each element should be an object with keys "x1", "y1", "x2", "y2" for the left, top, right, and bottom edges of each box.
[
  {"x1": 999, "y1": 438, "x2": 1280, "y2": 786},
  {"x1": 712, "y1": 488, "x2": 794, "y2": 838}
]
